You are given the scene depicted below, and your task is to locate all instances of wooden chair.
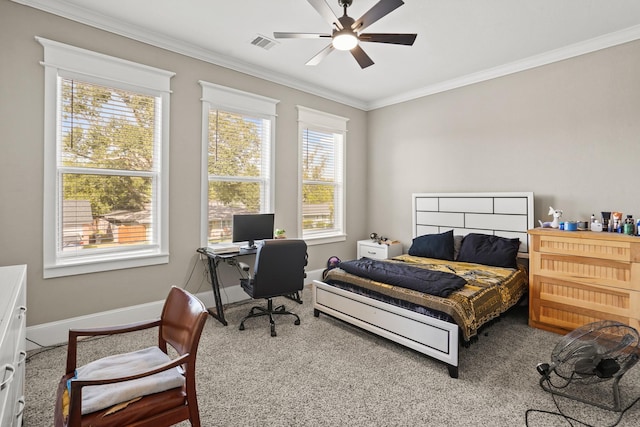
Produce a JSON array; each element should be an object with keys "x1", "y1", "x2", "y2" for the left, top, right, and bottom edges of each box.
[{"x1": 53, "y1": 286, "x2": 208, "y2": 427}]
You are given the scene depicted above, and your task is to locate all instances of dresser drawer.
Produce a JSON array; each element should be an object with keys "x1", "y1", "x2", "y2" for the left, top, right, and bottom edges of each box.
[
  {"x1": 0, "y1": 265, "x2": 26, "y2": 427},
  {"x1": 535, "y1": 233, "x2": 639, "y2": 262},
  {"x1": 529, "y1": 274, "x2": 640, "y2": 334},
  {"x1": 534, "y1": 252, "x2": 638, "y2": 292}
]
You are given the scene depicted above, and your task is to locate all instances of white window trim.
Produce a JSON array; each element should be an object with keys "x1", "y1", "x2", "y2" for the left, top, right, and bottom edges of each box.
[
  {"x1": 199, "y1": 81, "x2": 279, "y2": 248},
  {"x1": 297, "y1": 106, "x2": 348, "y2": 246},
  {"x1": 39, "y1": 37, "x2": 174, "y2": 278}
]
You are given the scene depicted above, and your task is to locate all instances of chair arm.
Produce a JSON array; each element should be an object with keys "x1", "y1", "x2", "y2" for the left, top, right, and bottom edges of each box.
[
  {"x1": 69, "y1": 319, "x2": 162, "y2": 338},
  {"x1": 67, "y1": 352, "x2": 190, "y2": 426},
  {"x1": 66, "y1": 319, "x2": 162, "y2": 375}
]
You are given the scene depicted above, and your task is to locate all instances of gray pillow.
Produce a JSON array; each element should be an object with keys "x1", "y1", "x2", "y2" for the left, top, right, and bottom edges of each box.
[{"x1": 453, "y1": 235, "x2": 464, "y2": 260}]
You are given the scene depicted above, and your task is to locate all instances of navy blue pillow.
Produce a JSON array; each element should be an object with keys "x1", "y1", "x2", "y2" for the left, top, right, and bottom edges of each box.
[
  {"x1": 457, "y1": 233, "x2": 520, "y2": 269},
  {"x1": 408, "y1": 230, "x2": 454, "y2": 261}
]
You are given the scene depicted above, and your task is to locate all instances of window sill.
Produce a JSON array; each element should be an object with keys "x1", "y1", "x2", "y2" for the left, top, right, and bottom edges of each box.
[
  {"x1": 44, "y1": 251, "x2": 169, "y2": 278},
  {"x1": 303, "y1": 234, "x2": 347, "y2": 246}
]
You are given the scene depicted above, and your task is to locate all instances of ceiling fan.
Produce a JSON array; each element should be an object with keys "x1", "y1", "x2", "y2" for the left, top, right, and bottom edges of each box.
[{"x1": 273, "y1": 0, "x2": 417, "y2": 69}]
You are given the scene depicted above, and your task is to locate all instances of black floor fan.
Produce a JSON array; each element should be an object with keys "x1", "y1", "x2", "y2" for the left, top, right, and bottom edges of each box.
[{"x1": 536, "y1": 320, "x2": 640, "y2": 411}]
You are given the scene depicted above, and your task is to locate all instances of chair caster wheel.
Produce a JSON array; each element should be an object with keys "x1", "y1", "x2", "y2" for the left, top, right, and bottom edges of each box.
[
  {"x1": 239, "y1": 324, "x2": 245, "y2": 331},
  {"x1": 294, "y1": 319, "x2": 300, "y2": 325},
  {"x1": 270, "y1": 325, "x2": 276, "y2": 337}
]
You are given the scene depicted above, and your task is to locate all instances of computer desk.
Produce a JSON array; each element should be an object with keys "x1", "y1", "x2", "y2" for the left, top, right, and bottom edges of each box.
[{"x1": 196, "y1": 247, "x2": 257, "y2": 326}]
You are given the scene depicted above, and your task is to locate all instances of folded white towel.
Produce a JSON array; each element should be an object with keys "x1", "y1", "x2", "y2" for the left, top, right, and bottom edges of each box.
[{"x1": 70, "y1": 346, "x2": 185, "y2": 415}]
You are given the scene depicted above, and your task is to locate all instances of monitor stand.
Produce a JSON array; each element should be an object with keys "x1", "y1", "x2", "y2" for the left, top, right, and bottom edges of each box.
[
  {"x1": 239, "y1": 240, "x2": 258, "y2": 254},
  {"x1": 241, "y1": 240, "x2": 256, "y2": 250}
]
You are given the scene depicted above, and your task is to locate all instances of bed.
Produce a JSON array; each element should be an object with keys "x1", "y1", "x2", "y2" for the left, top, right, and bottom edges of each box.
[{"x1": 312, "y1": 192, "x2": 534, "y2": 378}]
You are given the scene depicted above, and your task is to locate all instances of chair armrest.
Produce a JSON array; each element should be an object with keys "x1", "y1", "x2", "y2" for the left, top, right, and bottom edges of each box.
[
  {"x1": 69, "y1": 319, "x2": 161, "y2": 338},
  {"x1": 67, "y1": 352, "x2": 190, "y2": 426},
  {"x1": 66, "y1": 319, "x2": 162, "y2": 374}
]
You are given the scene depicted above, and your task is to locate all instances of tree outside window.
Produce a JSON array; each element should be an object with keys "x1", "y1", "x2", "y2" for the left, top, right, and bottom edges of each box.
[
  {"x1": 302, "y1": 128, "x2": 338, "y2": 232},
  {"x1": 40, "y1": 37, "x2": 172, "y2": 277},
  {"x1": 200, "y1": 82, "x2": 277, "y2": 247},
  {"x1": 60, "y1": 78, "x2": 157, "y2": 252},
  {"x1": 205, "y1": 110, "x2": 270, "y2": 244},
  {"x1": 297, "y1": 106, "x2": 346, "y2": 242}
]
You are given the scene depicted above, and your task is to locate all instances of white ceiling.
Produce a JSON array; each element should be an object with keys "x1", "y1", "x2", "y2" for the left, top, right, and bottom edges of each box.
[{"x1": 16, "y1": 0, "x2": 640, "y2": 110}]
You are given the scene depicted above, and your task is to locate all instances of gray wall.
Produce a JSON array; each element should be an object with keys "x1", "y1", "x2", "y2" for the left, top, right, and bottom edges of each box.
[
  {"x1": 0, "y1": 1, "x2": 368, "y2": 326},
  {"x1": 3, "y1": 0, "x2": 639, "y2": 327},
  {"x1": 367, "y1": 39, "x2": 640, "y2": 247}
]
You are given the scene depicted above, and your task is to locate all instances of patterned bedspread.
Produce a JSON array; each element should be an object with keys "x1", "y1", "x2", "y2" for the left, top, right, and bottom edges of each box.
[{"x1": 322, "y1": 254, "x2": 528, "y2": 341}]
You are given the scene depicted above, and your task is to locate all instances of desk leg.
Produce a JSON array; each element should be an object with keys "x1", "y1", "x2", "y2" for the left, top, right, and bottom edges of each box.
[
  {"x1": 285, "y1": 292, "x2": 303, "y2": 304},
  {"x1": 206, "y1": 256, "x2": 228, "y2": 326}
]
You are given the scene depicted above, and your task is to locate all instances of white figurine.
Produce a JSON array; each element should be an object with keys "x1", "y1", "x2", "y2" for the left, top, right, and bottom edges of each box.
[{"x1": 539, "y1": 206, "x2": 563, "y2": 228}]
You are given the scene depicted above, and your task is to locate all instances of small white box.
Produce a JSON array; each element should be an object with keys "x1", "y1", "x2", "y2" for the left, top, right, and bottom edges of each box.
[{"x1": 590, "y1": 222, "x2": 603, "y2": 232}]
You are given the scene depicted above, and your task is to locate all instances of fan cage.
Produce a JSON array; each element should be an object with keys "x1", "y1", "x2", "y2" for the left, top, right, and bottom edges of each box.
[
  {"x1": 539, "y1": 320, "x2": 640, "y2": 412},
  {"x1": 551, "y1": 320, "x2": 640, "y2": 384}
]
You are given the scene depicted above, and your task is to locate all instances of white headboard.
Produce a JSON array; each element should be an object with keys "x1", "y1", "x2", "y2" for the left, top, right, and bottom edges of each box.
[{"x1": 412, "y1": 192, "x2": 534, "y2": 255}]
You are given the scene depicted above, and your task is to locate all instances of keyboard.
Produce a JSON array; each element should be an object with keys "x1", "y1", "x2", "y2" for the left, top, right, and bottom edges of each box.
[{"x1": 211, "y1": 245, "x2": 241, "y2": 254}]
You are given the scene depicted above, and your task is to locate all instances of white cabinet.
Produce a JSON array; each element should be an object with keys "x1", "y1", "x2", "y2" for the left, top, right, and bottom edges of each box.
[
  {"x1": 0, "y1": 265, "x2": 27, "y2": 427},
  {"x1": 357, "y1": 239, "x2": 403, "y2": 260}
]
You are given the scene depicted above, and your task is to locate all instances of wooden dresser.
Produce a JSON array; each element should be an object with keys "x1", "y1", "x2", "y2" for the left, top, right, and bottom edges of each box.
[{"x1": 528, "y1": 228, "x2": 640, "y2": 335}]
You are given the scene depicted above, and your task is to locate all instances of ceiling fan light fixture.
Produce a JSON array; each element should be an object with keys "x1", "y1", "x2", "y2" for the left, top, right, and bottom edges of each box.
[
  {"x1": 332, "y1": 30, "x2": 358, "y2": 50},
  {"x1": 274, "y1": 0, "x2": 415, "y2": 68}
]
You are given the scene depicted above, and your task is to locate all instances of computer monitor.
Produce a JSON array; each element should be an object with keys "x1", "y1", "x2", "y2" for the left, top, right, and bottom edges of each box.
[{"x1": 232, "y1": 213, "x2": 275, "y2": 249}]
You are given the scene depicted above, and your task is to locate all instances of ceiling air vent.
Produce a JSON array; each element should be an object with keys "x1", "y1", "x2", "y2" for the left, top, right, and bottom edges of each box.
[{"x1": 251, "y1": 35, "x2": 277, "y2": 50}]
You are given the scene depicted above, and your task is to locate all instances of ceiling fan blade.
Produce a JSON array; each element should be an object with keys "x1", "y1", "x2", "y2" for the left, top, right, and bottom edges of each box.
[
  {"x1": 352, "y1": 0, "x2": 405, "y2": 32},
  {"x1": 359, "y1": 33, "x2": 417, "y2": 45},
  {"x1": 306, "y1": 44, "x2": 335, "y2": 66},
  {"x1": 350, "y1": 45, "x2": 374, "y2": 69},
  {"x1": 273, "y1": 32, "x2": 331, "y2": 39},
  {"x1": 307, "y1": 0, "x2": 342, "y2": 29}
]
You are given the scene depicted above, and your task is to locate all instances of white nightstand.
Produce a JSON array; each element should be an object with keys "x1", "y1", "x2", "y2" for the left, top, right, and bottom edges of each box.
[{"x1": 357, "y1": 239, "x2": 403, "y2": 260}]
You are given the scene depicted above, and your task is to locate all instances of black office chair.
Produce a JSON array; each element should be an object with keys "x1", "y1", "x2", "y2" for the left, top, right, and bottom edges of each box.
[{"x1": 238, "y1": 239, "x2": 307, "y2": 336}]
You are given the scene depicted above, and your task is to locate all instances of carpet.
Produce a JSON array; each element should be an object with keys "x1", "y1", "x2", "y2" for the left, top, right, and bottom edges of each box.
[{"x1": 25, "y1": 285, "x2": 640, "y2": 426}]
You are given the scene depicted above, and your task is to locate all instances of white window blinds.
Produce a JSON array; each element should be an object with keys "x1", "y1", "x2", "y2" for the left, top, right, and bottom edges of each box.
[
  {"x1": 297, "y1": 106, "x2": 347, "y2": 242},
  {"x1": 40, "y1": 37, "x2": 173, "y2": 278},
  {"x1": 58, "y1": 78, "x2": 159, "y2": 255},
  {"x1": 200, "y1": 81, "x2": 278, "y2": 246}
]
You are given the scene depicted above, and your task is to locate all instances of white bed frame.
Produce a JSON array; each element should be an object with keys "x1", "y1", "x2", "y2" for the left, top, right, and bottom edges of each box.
[{"x1": 313, "y1": 192, "x2": 534, "y2": 378}]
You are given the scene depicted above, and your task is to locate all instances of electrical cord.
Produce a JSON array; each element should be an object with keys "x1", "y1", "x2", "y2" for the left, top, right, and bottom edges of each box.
[
  {"x1": 197, "y1": 251, "x2": 231, "y2": 303},
  {"x1": 25, "y1": 334, "x2": 109, "y2": 364},
  {"x1": 27, "y1": 252, "x2": 206, "y2": 365},
  {"x1": 25, "y1": 338, "x2": 68, "y2": 363},
  {"x1": 525, "y1": 375, "x2": 640, "y2": 427},
  {"x1": 180, "y1": 252, "x2": 201, "y2": 292}
]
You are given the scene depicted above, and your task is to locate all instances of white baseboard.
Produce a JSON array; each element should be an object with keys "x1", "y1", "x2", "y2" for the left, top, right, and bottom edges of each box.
[
  {"x1": 26, "y1": 285, "x2": 247, "y2": 350},
  {"x1": 26, "y1": 268, "x2": 324, "y2": 350}
]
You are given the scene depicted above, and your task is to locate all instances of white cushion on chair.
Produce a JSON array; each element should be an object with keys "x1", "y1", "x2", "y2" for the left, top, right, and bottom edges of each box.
[{"x1": 70, "y1": 346, "x2": 185, "y2": 415}]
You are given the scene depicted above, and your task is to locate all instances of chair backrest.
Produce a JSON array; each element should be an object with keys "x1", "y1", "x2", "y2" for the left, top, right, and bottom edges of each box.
[
  {"x1": 251, "y1": 239, "x2": 308, "y2": 299},
  {"x1": 159, "y1": 286, "x2": 208, "y2": 357}
]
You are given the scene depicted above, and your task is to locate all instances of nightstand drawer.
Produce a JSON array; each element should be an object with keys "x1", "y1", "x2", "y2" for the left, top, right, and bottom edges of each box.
[{"x1": 357, "y1": 240, "x2": 403, "y2": 260}]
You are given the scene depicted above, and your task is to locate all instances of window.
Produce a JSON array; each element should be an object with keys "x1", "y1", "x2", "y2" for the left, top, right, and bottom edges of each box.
[
  {"x1": 297, "y1": 106, "x2": 347, "y2": 244},
  {"x1": 39, "y1": 37, "x2": 174, "y2": 278},
  {"x1": 200, "y1": 81, "x2": 278, "y2": 246}
]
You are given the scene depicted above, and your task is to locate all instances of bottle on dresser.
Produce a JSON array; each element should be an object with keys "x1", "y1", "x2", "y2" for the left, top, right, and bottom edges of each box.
[{"x1": 624, "y1": 215, "x2": 635, "y2": 236}]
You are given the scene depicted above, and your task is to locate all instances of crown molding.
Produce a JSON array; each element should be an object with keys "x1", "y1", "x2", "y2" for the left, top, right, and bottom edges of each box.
[
  {"x1": 12, "y1": 1, "x2": 640, "y2": 112},
  {"x1": 11, "y1": 0, "x2": 369, "y2": 110},
  {"x1": 368, "y1": 24, "x2": 640, "y2": 110}
]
